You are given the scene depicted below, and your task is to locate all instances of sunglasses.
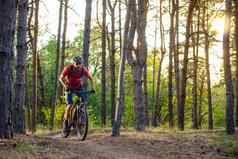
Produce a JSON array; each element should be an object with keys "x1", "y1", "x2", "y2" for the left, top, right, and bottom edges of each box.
[{"x1": 75, "y1": 62, "x2": 81, "y2": 66}]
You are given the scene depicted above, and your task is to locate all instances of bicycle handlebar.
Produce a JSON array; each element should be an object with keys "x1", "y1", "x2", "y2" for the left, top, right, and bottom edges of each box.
[{"x1": 66, "y1": 89, "x2": 95, "y2": 95}]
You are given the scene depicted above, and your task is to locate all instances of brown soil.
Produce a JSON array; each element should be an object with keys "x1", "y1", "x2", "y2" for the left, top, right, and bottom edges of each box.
[{"x1": 0, "y1": 129, "x2": 237, "y2": 159}]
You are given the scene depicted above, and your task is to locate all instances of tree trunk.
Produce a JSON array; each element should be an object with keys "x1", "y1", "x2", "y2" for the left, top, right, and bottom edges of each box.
[
  {"x1": 82, "y1": 0, "x2": 92, "y2": 67},
  {"x1": 168, "y1": 0, "x2": 175, "y2": 128},
  {"x1": 15, "y1": 0, "x2": 28, "y2": 134},
  {"x1": 178, "y1": 0, "x2": 196, "y2": 130},
  {"x1": 0, "y1": 0, "x2": 16, "y2": 138},
  {"x1": 191, "y1": 31, "x2": 198, "y2": 129},
  {"x1": 59, "y1": 0, "x2": 69, "y2": 95},
  {"x1": 174, "y1": 0, "x2": 181, "y2": 130},
  {"x1": 108, "y1": 0, "x2": 117, "y2": 126},
  {"x1": 152, "y1": 0, "x2": 165, "y2": 127},
  {"x1": 126, "y1": 0, "x2": 148, "y2": 131},
  {"x1": 192, "y1": 6, "x2": 199, "y2": 129},
  {"x1": 203, "y1": 0, "x2": 213, "y2": 129},
  {"x1": 37, "y1": 55, "x2": 45, "y2": 124},
  {"x1": 223, "y1": 0, "x2": 235, "y2": 135},
  {"x1": 50, "y1": 0, "x2": 63, "y2": 130},
  {"x1": 27, "y1": 0, "x2": 33, "y2": 131},
  {"x1": 234, "y1": 0, "x2": 238, "y2": 127},
  {"x1": 198, "y1": 72, "x2": 205, "y2": 128},
  {"x1": 152, "y1": 9, "x2": 158, "y2": 120},
  {"x1": 143, "y1": 64, "x2": 149, "y2": 126},
  {"x1": 101, "y1": 0, "x2": 107, "y2": 127},
  {"x1": 112, "y1": 0, "x2": 133, "y2": 136},
  {"x1": 152, "y1": 53, "x2": 165, "y2": 127},
  {"x1": 37, "y1": 55, "x2": 45, "y2": 107},
  {"x1": 132, "y1": 64, "x2": 146, "y2": 131},
  {"x1": 32, "y1": 0, "x2": 39, "y2": 132},
  {"x1": 119, "y1": 0, "x2": 122, "y2": 56},
  {"x1": 25, "y1": 66, "x2": 31, "y2": 130}
]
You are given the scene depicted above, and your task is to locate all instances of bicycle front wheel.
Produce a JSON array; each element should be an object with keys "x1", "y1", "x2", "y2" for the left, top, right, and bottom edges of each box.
[{"x1": 76, "y1": 109, "x2": 88, "y2": 141}]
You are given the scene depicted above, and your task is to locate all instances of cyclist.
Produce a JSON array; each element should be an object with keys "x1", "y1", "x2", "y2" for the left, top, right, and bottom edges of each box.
[{"x1": 59, "y1": 56, "x2": 95, "y2": 134}]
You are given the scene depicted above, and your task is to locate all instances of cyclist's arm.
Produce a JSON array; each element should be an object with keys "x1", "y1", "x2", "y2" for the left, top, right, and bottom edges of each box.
[
  {"x1": 59, "y1": 66, "x2": 69, "y2": 90},
  {"x1": 59, "y1": 74, "x2": 67, "y2": 90},
  {"x1": 88, "y1": 75, "x2": 95, "y2": 91},
  {"x1": 83, "y1": 66, "x2": 95, "y2": 91}
]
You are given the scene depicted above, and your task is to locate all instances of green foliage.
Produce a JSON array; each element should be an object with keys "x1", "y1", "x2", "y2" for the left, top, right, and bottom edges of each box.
[{"x1": 27, "y1": 19, "x2": 230, "y2": 131}]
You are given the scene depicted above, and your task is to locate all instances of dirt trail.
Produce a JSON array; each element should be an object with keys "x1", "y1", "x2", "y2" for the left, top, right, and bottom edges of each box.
[{"x1": 0, "y1": 130, "x2": 237, "y2": 159}]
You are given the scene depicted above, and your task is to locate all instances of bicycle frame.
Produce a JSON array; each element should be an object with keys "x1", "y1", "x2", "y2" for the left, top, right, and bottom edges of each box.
[{"x1": 62, "y1": 90, "x2": 93, "y2": 140}]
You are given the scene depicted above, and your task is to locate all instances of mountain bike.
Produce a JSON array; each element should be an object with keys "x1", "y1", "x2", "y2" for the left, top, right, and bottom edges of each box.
[{"x1": 61, "y1": 90, "x2": 94, "y2": 141}]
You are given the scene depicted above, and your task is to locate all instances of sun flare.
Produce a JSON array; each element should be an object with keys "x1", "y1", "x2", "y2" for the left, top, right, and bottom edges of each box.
[{"x1": 211, "y1": 17, "x2": 224, "y2": 40}]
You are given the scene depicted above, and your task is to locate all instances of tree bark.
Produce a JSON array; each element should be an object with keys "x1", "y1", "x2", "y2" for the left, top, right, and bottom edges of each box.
[
  {"x1": 59, "y1": 0, "x2": 69, "y2": 95},
  {"x1": 32, "y1": 0, "x2": 39, "y2": 132},
  {"x1": 126, "y1": 0, "x2": 148, "y2": 131},
  {"x1": 112, "y1": 0, "x2": 133, "y2": 136},
  {"x1": 101, "y1": 0, "x2": 107, "y2": 127},
  {"x1": 223, "y1": 0, "x2": 235, "y2": 135},
  {"x1": 174, "y1": 0, "x2": 181, "y2": 130},
  {"x1": 198, "y1": 72, "x2": 205, "y2": 128},
  {"x1": 143, "y1": 64, "x2": 149, "y2": 126},
  {"x1": 108, "y1": 0, "x2": 117, "y2": 126},
  {"x1": 203, "y1": 0, "x2": 213, "y2": 129},
  {"x1": 192, "y1": 5, "x2": 199, "y2": 129},
  {"x1": 168, "y1": 0, "x2": 175, "y2": 128},
  {"x1": 50, "y1": 0, "x2": 63, "y2": 130},
  {"x1": 234, "y1": 0, "x2": 238, "y2": 127},
  {"x1": 15, "y1": 0, "x2": 28, "y2": 134},
  {"x1": 178, "y1": 0, "x2": 196, "y2": 130},
  {"x1": 0, "y1": 0, "x2": 16, "y2": 138},
  {"x1": 152, "y1": 9, "x2": 158, "y2": 120},
  {"x1": 152, "y1": 0, "x2": 165, "y2": 127},
  {"x1": 119, "y1": 0, "x2": 122, "y2": 56},
  {"x1": 82, "y1": 0, "x2": 92, "y2": 67},
  {"x1": 37, "y1": 55, "x2": 45, "y2": 107}
]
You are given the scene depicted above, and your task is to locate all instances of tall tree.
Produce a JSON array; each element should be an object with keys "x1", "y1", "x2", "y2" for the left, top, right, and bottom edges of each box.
[
  {"x1": 203, "y1": 0, "x2": 213, "y2": 129},
  {"x1": 223, "y1": 0, "x2": 235, "y2": 134},
  {"x1": 152, "y1": 8, "x2": 158, "y2": 123},
  {"x1": 118, "y1": 0, "x2": 122, "y2": 56},
  {"x1": 32, "y1": 0, "x2": 39, "y2": 132},
  {"x1": 107, "y1": 0, "x2": 117, "y2": 126},
  {"x1": 82, "y1": 0, "x2": 92, "y2": 67},
  {"x1": 101, "y1": 0, "x2": 107, "y2": 127},
  {"x1": 37, "y1": 55, "x2": 45, "y2": 107},
  {"x1": 50, "y1": 0, "x2": 63, "y2": 130},
  {"x1": 112, "y1": 0, "x2": 134, "y2": 136},
  {"x1": 198, "y1": 71, "x2": 205, "y2": 128},
  {"x1": 27, "y1": 0, "x2": 34, "y2": 130},
  {"x1": 191, "y1": 3, "x2": 199, "y2": 129},
  {"x1": 59, "y1": 0, "x2": 69, "y2": 83},
  {"x1": 174, "y1": 0, "x2": 181, "y2": 129},
  {"x1": 178, "y1": 0, "x2": 196, "y2": 130},
  {"x1": 126, "y1": 0, "x2": 148, "y2": 131},
  {"x1": 143, "y1": 64, "x2": 149, "y2": 125},
  {"x1": 152, "y1": 0, "x2": 166, "y2": 127},
  {"x1": 235, "y1": 0, "x2": 238, "y2": 127},
  {"x1": 14, "y1": 0, "x2": 28, "y2": 133},
  {"x1": 0, "y1": 0, "x2": 16, "y2": 138},
  {"x1": 168, "y1": 0, "x2": 175, "y2": 128}
]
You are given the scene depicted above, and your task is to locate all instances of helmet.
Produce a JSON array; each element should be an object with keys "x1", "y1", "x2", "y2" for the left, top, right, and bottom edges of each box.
[{"x1": 73, "y1": 56, "x2": 82, "y2": 64}]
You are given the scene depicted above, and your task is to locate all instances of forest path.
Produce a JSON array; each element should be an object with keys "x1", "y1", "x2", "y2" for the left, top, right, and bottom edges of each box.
[{"x1": 0, "y1": 129, "x2": 237, "y2": 159}]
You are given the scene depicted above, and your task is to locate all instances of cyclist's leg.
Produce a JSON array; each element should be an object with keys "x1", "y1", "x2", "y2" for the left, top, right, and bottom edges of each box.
[
  {"x1": 65, "y1": 91, "x2": 73, "y2": 121},
  {"x1": 78, "y1": 88, "x2": 88, "y2": 105}
]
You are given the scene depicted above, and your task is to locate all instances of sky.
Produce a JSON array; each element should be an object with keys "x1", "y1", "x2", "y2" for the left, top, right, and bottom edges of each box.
[{"x1": 38, "y1": 0, "x2": 225, "y2": 84}]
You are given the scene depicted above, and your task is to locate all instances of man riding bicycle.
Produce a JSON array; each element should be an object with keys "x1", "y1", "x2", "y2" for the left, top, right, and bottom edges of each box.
[{"x1": 59, "y1": 56, "x2": 95, "y2": 134}]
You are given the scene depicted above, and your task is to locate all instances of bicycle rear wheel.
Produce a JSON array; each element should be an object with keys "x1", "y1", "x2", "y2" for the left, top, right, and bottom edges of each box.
[{"x1": 76, "y1": 108, "x2": 88, "y2": 141}]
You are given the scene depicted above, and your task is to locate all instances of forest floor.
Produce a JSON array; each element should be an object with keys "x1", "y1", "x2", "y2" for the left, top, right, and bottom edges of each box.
[{"x1": 0, "y1": 128, "x2": 237, "y2": 159}]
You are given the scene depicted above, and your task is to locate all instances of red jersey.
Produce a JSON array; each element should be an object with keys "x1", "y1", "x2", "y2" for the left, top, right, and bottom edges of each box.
[{"x1": 61, "y1": 64, "x2": 90, "y2": 90}]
